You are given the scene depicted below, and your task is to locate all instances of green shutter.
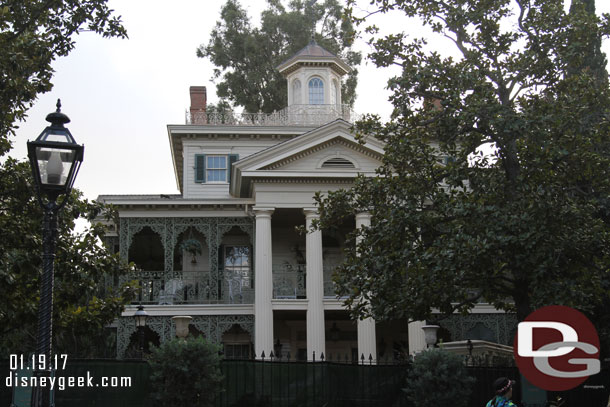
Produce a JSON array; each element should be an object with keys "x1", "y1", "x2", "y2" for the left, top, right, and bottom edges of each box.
[
  {"x1": 228, "y1": 154, "x2": 239, "y2": 184},
  {"x1": 195, "y1": 154, "x2": 206, "y2": 183}
]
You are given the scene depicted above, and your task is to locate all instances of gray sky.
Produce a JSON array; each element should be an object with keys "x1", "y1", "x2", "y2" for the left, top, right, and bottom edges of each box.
[{"x1": 9, "y1": 0, "x2": 610, "y2": 202}]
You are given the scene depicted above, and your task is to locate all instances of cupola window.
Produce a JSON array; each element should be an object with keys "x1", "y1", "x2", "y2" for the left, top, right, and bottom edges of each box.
[
  {"x1": 308, "y1": 78, "x2": 324, "y2": 105},
  {"x1": 292, "y1": 79, "x2": 301, "y2": 104},
  {"x1": 331, "y1": 80, "x2": 339, "y2": 106}
]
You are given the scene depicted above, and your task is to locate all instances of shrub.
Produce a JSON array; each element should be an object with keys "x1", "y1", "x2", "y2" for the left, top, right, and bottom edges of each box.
[
  {"x1": 148, "y1": 336, "x2": 223, "y2": 407},
  {"x1": 403, "y1": 349, "x2": 475, "y2": 407}
]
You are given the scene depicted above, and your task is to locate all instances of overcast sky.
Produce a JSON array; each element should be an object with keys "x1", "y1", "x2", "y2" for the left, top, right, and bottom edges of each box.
[{"x1": 9, "y1": 0, "x2": 610, "y2": 202}]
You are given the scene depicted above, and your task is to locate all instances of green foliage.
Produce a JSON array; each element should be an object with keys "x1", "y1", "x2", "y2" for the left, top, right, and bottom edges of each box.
[
  {"x1": 0, "y1": 158, "x2": 136, "y2": 357},
  {"x1": 404, "y1": 349, "x2": 474, "y2": 407},
  {"x1": 315, "y1": 0, "x2": 610, "y2": 332},
  {"x1": 0, "y1": 0, "x2": 127, "y2": 154},
  {"x1": 148, "y1": 336, "x2": 224, "y2": 407},
  {"x1": 199, "y1": 0, "x2": 361, "y2": 113}
]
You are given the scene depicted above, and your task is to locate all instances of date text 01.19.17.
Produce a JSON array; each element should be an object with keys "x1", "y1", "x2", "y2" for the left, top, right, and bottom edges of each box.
[{"x1": 9, "y1": 354, "x2": 68, "y2": 371}]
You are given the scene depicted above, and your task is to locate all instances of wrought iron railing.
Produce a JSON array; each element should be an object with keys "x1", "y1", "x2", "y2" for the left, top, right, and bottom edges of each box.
[
  {"x1": 186, "y1": 104, "x2": 359, "y2": 126},
  {"x1": 272, "y1": 264, "x2": 306, "y2": 299},
  {"x1": 271, "y1": 263, "x2": 341, "y2": 299},
  {"x1": 323, "y1": 264, "x2": 339, "y2": 297},
  {"x1": 127, "y1": 270, "x2": 254, "y2": 305}
]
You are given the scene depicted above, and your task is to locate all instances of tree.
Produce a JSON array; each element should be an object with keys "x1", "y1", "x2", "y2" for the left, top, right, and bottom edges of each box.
[
  {"x1": 0, "y1": 159, "x2": 136, "y2": 357},
  {"x1": 199, "y1": 0, "x2": 361, "y2": 113},
  {"x1": 0, "y1": 0, "x2": 131, "y2": 357},
  {"x1": 403, "y1": 349, "x2": 474, "y2": 407},
  {"x1": 148, "y1": 337, "x2": 224, "y2": 407},
  {"x1": 314, "y1": 0, "x2": 610, "y2": 330},
  {"x1": 0, "y1": 0, "x2": 127, "y2": 154}
]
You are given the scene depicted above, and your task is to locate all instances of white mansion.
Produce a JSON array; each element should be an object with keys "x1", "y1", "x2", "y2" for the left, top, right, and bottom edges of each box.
[{"x1": 99, "y1": 42, "x2": 517, "y2": 360}]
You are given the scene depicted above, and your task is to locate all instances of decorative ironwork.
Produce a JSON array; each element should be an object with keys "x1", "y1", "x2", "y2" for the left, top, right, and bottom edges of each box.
[
  {"x1": 118, "y1": 216, "x2": 254, "y2": 304},
  {"x1": 186, "y1": 104, "x2": 359, "y2": 126},
  {"x1": 117, "y1": 315, "x2": 254, "y2": 358},
  {"x1": 272, "y1": 264, "x2": 306, "y2": 299},
  {"x1": 126, "y1": 269, "x2": 253, "y2": 305},
  {"x1": 437, "y1": 313, "x2": 518, "y2": 346},
  {"x1": 323, "y1": 264, "x2": 339, "y2": 297}
]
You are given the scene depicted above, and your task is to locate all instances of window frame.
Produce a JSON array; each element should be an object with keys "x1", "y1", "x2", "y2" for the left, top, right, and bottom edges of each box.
[
  {"x1": 308, "y1": 77, "x2": 324, "y2": 105},
  {"x1": 205, "y1": 155, "x2": 228, "y2": 183}
]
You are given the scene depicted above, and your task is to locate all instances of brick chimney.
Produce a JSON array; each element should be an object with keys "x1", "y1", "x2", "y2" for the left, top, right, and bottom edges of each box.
[{"x1": 189, "y1": 86, "x2": 206, "y2": 124}]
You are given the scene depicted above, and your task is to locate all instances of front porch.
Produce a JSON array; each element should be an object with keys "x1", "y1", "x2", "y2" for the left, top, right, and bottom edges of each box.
[{"x1": 117, "y1": 209, "x2": 351, "y2": 306}]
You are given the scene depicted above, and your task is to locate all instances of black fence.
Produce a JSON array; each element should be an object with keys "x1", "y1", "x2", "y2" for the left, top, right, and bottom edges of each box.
[
  {"x1": 1, "y1": 359, "x2": 608, "y2": 407},
  {"x1": 217, "y1": 359, "x2": 409, "y2": 407}
]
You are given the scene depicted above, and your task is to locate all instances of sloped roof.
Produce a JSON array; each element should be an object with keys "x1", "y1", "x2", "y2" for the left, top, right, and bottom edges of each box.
[
  {"x1": 276, "y1": 40, "x2": 351, "y2": 76},
  {"x1": 292, "y1": 41, "x2": 338, "y2": 58}
]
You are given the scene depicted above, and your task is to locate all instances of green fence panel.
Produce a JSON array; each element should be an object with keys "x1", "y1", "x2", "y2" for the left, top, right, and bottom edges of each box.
[{"x1": 53, "y1": 359, "x2": 151, "y2": 407}]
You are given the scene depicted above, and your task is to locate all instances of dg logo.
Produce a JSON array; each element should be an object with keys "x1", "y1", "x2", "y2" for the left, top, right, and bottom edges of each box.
[{"x1": 514, "y1": 305, "x2": 601, "y2": 391}]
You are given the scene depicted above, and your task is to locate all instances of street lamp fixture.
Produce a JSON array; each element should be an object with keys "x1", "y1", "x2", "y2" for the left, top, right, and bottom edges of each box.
[
  {"x1": 27, "y1": 100, "x2": 84, "y2": 407},
  {"x1": 27, "y1": 100, "x2": 84, "y2": 202},
  {"x1": 134, "y1": 305, "x2": 148, "y2": 358}
]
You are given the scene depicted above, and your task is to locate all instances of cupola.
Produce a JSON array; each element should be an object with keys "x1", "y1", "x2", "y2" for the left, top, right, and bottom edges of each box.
[{"x1": 277, "y1": 40, "x2": 351, "y2": 108}]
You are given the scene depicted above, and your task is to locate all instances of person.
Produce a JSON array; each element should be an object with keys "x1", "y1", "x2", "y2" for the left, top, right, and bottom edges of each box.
[{"x1": 486, "y1": 377, "x2": 517, "y2": 407}]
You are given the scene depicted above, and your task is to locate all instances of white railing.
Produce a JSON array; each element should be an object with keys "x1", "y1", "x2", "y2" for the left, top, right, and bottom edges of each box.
[{"x1": 186, "y1": 104, "x2": 359, "y2": 126}]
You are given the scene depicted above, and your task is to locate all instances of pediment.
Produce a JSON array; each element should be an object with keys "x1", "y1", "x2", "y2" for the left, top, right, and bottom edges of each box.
[
  {"x1": 260, "y1": 137, "x2": 382, "y2": 172},
  {"x1": 231, "y1": 120, "x2": 385, "y2": 197},
  {"x1": 234, "y1": 120, "x2": 384, "y2": 173}
]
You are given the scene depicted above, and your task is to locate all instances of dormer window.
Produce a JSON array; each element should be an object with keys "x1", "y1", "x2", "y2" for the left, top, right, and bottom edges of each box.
[
  {"x1": 321, "y1": 157, "x2": 355, "y2": 168},
  {"x1": 194, "y1": 154, "x2": 239, "y2": 183},
  {"x1": 206, "y1": 155, "x2": 227, "y2": 182},
  {"x1": 308, "y1": 78, "x2": 324, "y2": 105}
]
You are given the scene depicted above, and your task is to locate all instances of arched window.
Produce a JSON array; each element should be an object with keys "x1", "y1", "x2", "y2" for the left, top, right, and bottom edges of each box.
[
  {"x1": 292, "y1": 79, "x2": 301, "y2": 104},
  {"x1": 308, "y1": 78, "x2": 324, "y2": 105},
  {"x1": 331, "y1": 80, "x2": 339, "y2": 106}
]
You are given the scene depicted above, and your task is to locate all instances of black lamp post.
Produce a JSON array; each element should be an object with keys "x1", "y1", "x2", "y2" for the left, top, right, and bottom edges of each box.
[
  {"x1": 27, "y1": 100, "x2": 84, "y2": 407},
  {"x1": 134, "y1": 305, "x2": 148, "y2": 358}
]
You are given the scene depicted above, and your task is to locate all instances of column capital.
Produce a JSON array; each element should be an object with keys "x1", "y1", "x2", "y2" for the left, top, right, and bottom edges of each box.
[
  {"x1": 303, "y1": 207, "x2": 319, "y2": 219},
  {"x1": 355, "y1": 211, "x2": 372, "y2": 221},
  {"x1": 252, "y1": 207, "x2": 275, "y2": 217}
]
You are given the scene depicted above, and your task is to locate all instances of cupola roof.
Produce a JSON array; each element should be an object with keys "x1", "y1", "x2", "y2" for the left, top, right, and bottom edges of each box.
[{"x1": 276, "y1": 40, "x2": 351, "y2": 76}]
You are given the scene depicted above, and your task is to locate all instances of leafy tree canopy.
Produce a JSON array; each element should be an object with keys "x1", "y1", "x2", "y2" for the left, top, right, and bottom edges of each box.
[
  {"x1": 0, "y1": 0, "x2": 127, "y2": 155},
  {"x1": 315, "y1": 0, "x2": 610, "y2": 328},
  {"x1": 0, "y1": 159, "x2": 137, "y2": 357},
  {"x1": 199, "y1": 0, "x2": 362, "y2": 113},
  {"x1": 149, "y1": 337, "x2": 223, "y2": 407}
]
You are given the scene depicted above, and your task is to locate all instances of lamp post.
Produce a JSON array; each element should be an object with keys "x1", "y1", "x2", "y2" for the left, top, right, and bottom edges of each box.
[
  {"x1": 134, "y1": 305, "x2": 148, "y2": 358},
  {"x1": 27, "y1": 100, "x2": 84, "y2": 407}
]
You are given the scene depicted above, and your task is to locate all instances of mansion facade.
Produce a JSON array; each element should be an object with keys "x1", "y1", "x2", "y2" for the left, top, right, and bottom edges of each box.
[{"x1": 99, "y1": 41, "x2": 517, "y2": 360}]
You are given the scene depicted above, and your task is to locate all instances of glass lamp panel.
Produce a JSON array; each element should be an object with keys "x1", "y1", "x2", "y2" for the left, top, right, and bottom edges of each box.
[
  {"x1": 39, "y1": 127, "x2": 76, "y2": 144},
  {"x1": 35, "y1": 146, "x2": 77, "y2": 187},
  {"x1": 136, "y1": 315, "x2": 147, "y2": 327}
]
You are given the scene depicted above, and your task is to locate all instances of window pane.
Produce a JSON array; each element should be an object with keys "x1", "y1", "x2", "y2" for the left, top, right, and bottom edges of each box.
[{"x1": 309, "y1": 78, "x2": 324, "y2": 105}]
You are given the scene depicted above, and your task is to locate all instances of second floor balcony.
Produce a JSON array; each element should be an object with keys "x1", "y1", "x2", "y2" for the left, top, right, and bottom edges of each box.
[
  {"x1": 186, "y1": 104, "x2": 359, "y2": 127},
  {"x1": 128, "y1": 269, "x2": 254, "y2": 305},
  {"x1": 125, "y1": 263, "x2": 340, "y2": 305}
]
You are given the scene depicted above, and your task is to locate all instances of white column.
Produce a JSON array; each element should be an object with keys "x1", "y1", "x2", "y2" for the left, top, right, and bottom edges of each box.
[
  {"x1": 355, "y1": 211, "x2": 377, "y2": 363},
  {"x1": 408, "y1": 320, "x2": 427, "y2": 355},
  {"x1": 304, "y1": 208, "x2": 325, "y2": 360},
  {"x1": 253, "y1": 207, "x2": 274, "y2": 358}
]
